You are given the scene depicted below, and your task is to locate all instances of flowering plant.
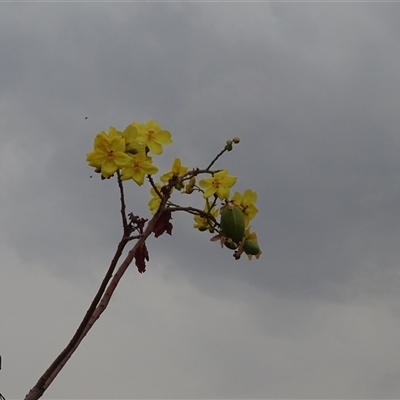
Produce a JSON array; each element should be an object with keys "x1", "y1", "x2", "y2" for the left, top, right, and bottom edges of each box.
[{"x1": 24, "y1": 120, "x2": 260, "y2": 400}]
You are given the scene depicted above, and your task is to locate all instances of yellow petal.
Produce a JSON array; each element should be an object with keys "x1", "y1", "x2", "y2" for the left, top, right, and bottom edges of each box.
[
  {"x1": 140, "y1": 162, "x2": 159, "y2": 175},
  {"x1": 199, "y1": 177, "x2": 213, "y2": 188},
  {"x1": 94, "y1": 132, "x2": 111, "y2": 153},
  {"x1": 147, "y1": 141, "x2": 163, "y2": 155},
  {"x1": 243, "y1": 189, "x2": 257, "y2": 205},
  {"x1": 155, "y1": 130, "x2": 172, "y2": 144},
  {"x1": 223, "y1": 175, "x2": 237, "y2": 187},
  {"x1": 216, "y1": 186, "x2": 230, "y2": 200},
  {"x1": 110, "y1": 136, "x2": 126, "y2": 153},
  {"x1": 86, "y1": 150, "x2": 105, "y2": 167},
  {"x1": 132, "y1": 170, "x2": 145, "y2": 186},
  {"x1": 160, "y1": 171, "x2": 173, "y2": 183},
  {"x1": 102, "y1": 159, "x2": 118, "y2": 177},
  {"x1": 203, "y1": 186, "x2": 216, "y2": 199},
  {"x1": 112, "y1": 152, "x2": 132, "y2": 167},
  {"x1": 232, "y1": 191, "x2": 242, "y2": 203}
]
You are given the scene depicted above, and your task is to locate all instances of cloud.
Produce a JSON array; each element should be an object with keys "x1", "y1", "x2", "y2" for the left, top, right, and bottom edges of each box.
[{"x1": 2, "y1": 3, "x2": 400, "y2": 398}]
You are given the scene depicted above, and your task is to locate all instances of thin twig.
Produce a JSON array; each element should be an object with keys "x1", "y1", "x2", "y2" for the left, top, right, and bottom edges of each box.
[
  {"x1": 206, "y1": 147, "x2": 228, "y2": 170},
  {"x1": 117, "y1": 171, "x2": 128, "y2": 230},
  {"x1": 168, "y1": 205, "x2": 220, "y2": 229},
  {"x1": 147, "y1": 174, "x2": 164, "y2": 199}
]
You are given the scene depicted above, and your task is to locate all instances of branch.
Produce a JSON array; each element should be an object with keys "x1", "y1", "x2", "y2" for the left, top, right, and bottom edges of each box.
[
  {"x1": 24, "y1": 187, "x2": 172, "y2": 400},
  {"x1": 23, "y1": 237, "x2": 129, "y2": 400},
  {"x1": 39, "y1": 206, "x2": 165, "y2": 393}
]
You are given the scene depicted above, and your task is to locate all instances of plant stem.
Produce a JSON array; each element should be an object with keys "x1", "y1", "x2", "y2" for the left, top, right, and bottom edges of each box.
[{"x1": 24, "y1": 187, "x2": 171, "y2": 400}]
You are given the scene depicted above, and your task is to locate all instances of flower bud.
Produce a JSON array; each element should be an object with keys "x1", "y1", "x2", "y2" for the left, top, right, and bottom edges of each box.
[
  {"x1": 224, "y1": 238, "x2": 238, "y2": 250},
  {"x1": 175, "y1": 181, "x2": 184, "y2": 190},
  {"x1": 185, "y1": 176, "x2": 196, "y2": 193},
  {"x1": 232, "y1": 137, "x2": 240, "y2": 144},
  {"x1": 185, "y1": 186, "x2": 194, "y2": 194},
  {"x1": 225, "y1": 142, "x2": 233, "y2": 151}
]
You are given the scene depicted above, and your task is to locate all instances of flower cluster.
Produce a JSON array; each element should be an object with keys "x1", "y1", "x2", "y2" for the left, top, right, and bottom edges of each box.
[
  {"x1": 86, "y1": 120, "x2": 172, "y2": 184},
  {"x1": 87, "y1": 121, "x2": 261, "y2": 260},
  {"x1": 203, "y1": 188, "x2": 261, "y2": 260}
]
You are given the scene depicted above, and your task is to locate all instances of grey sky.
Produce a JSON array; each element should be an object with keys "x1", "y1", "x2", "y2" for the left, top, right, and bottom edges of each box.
[{"x1": 2, "y1": 2, "x2": 400, "y2": 398}]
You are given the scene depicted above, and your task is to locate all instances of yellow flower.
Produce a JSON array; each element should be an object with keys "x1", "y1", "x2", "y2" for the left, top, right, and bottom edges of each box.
[
  {"x1": 86, "y1": 131, "x2": 132, "y2": 178},
  {"x1": 121, "y1": 123, "x2": 146, "y2": 154},
  {"x1": 232, "y1": 189, "x2": 259, "y2": 226},
  {"x1": 120, "y1": 152, "x2": 159, "y2": 185},
  {"x1": 148, "y1": 184, "x2": 163, "y2": 214},
  {"x1": 199, "y1": 169, "x2": 237, "y2": 200},
  {"x1": 135, "y1": 120, "x2": 172, "y2": 155},
  {"x1": 160, "y1": 157, "x2": 189, "y2": 183},
  {"x1": 193, "y1": 204, "x2": 218, "y2": 230}
]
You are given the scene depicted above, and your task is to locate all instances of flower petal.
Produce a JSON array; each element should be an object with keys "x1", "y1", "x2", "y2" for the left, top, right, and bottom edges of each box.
[
  {"x1": 132, "y1": 170, "x2": 145, "y2": 186},
  {"x1": 102, "y1": 159, "x2": 118, "y2": 177},
  {"x1": 147, "y1": 141, "x2": 163, "y2": 155},
  {"x1": 156, "y1": 130, "x2": 172, "y2": 144},
  {"x1": 113, "y1": 152, "x2": 134, "y2": 167},
  {"x1": 94, "y1": 132, "x2": 111, "y2": 153},
  {"x1": 203, "y1": 186, "x2": 216, "y2": 199},
  {"x1": 199, "y1": 177, "x2": 213, "y2": 188},
  {"x1": 243, "y1": 189, "x2": 257, "y2": 205}
]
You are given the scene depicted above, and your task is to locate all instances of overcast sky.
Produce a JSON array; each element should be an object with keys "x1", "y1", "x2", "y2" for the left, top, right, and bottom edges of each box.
[{"x1": 2, "y1": 2, "x2": 400, "y2": 399}]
